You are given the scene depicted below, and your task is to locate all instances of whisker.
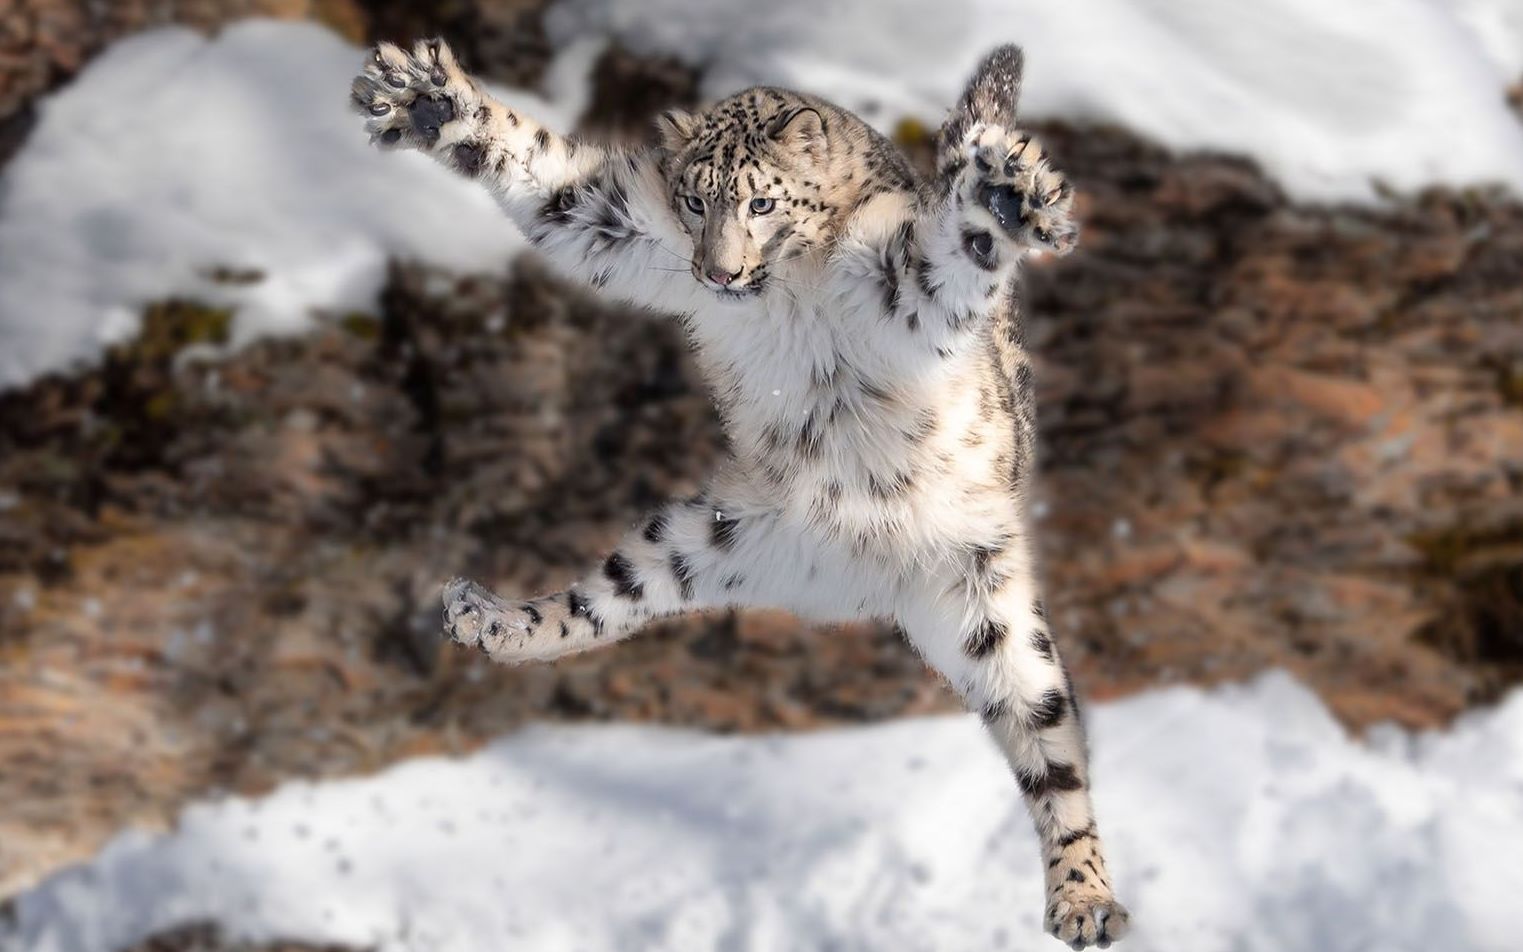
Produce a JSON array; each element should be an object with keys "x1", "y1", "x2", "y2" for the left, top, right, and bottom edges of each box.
[
  {"x1": 646, "y1": 237, "x2": 695, "y2": 267},
  {"x1": 764, "y1": 272, "x2": 830, "y2": 296}
]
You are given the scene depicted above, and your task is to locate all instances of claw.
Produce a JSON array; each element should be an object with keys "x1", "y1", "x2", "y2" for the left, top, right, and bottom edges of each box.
[{"x1": 351, "y1": 74, "x2": 382, "y2": 104}]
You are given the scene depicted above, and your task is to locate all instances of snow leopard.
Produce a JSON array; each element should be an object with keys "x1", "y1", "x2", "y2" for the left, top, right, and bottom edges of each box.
[{"x1": 352, "y1": 38, "x2": 1129, "y2": 948}]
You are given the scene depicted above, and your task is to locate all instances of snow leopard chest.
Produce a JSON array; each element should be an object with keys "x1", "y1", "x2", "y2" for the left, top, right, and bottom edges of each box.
[{"x1": 692, "y1": 301, "x2": 1021, "y2": 553}]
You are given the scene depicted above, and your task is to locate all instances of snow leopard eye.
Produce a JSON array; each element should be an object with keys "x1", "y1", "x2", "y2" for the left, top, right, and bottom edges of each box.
[
  {"x1": 683, "y1": 195, "x2": 705, "y2": 214},
  {"x1": 749, "y1": 197, "x2": 775, "y2": 215}
]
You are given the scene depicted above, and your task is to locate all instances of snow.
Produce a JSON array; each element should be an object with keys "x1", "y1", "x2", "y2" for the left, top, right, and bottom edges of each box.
[
  {"x1": 548, "y1": 0, "x2": 1523, "y2": 204},
  {"x1": 0, "y1": 21, "x2": 596, "y2": 392},
  {"x1": 4, "y1": 5, "x2": 1523, "y2": 391},
  {"x1": 7, "y1": 673, "x2": 1523, "y2": 952},
  {"x1": 1454, "y1": 0, "x2": 1523, "y2": 77}
]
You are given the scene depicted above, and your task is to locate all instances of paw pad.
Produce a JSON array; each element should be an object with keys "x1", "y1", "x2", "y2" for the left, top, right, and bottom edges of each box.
[{"x1": 409, "y1": 96, "x2": 456, "y2": 144}]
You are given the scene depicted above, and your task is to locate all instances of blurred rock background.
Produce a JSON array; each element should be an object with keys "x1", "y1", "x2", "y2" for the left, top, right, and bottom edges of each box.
[{"x1": 1, "y1": 0, "x2": 1521, "y2": 921}]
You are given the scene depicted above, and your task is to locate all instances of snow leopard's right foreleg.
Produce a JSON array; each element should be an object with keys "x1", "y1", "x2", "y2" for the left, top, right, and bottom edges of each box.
[{"x1": 350, "y1": 39, "x2": 700, "y2": 314}]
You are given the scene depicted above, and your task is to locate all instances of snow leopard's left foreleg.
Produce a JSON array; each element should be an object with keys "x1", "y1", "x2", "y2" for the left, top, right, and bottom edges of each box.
[
  {"x1": 837, "y1": 121, "x2": 1075, "y2": 363},
  {"x1": 919, "y1": 123, "x2": 1076, "y2": 314},
  {"x1": 351, "y1": 39, "x2": 701, "y2": 315}
]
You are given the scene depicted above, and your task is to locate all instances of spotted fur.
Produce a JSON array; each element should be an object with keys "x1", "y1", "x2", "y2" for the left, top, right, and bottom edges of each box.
[{"x1": 354, "y1": 38, "x2": 1124, "y2": 949}]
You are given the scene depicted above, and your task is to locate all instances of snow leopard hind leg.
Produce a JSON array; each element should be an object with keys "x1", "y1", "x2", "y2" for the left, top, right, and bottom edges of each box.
[
  {"x1": 442, "y1": 465, "x2": 886, "y2": 664},
  {"x1": 896, "y1": 538, "x2": 1130, "y2": 951}
]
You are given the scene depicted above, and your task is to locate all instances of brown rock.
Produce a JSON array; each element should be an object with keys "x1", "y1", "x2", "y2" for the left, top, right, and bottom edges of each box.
[
  {"x1": 4, "y1": 37, "x2": 1523, "y2": 905},
  {"x1": 1250, "y1": 366, "x2": 1387, "y2": 428}
]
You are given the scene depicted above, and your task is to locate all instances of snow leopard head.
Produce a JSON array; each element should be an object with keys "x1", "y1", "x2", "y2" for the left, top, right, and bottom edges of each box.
[{"x1": 656, "y1": 89, "x2": 856, "y2": 298}]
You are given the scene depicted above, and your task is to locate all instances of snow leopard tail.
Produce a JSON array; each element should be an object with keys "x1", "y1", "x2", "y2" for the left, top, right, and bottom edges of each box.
[
  {"x1": 938, "y1": 45, "x2": 1038, "y2": 484},
  {"x1": 935, "y1": 44, "x2": 1024, "y2": 186}
]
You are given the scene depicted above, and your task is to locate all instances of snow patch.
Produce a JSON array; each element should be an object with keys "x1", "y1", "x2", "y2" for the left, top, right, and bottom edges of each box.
[
  {"x1": 4, "y1": 6, "x2": 1522, "y2": 391},
  {"x1": 1453, "y1": 0, "x2": 1523, "y2": 77},
  {"x1": 0, "y1": 21, "x2": 595, "y2": 391},
  {"x1": 548, "y1": 0, "x2": 1523, "y2": 203},
  {"x1": 7, "y1": 673, "x2": 1523, "y2": 952}
]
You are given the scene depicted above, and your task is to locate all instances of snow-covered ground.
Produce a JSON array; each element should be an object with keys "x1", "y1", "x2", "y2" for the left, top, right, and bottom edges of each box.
[
  {"x1": 3, "y1": 3, "x2": 1523, "y2": 390},
  {"x1": 551, "y1": 0, "x2": 1523, "y2": 203},
  {"x1": 7, "y1": 673, "x2": 1522, "y2": 952},
  {"x1": 0, "y1": 22, "x2": 593, "y2": 392}
]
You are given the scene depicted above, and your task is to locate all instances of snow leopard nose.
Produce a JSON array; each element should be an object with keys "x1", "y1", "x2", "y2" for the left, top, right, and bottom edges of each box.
[{"x1": 707, "y1": 267, "x2": 742, "y2": 287}]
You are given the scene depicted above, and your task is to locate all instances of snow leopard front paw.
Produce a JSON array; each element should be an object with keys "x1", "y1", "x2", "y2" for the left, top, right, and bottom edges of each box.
[
  {"x1": 350, "y1": 38, "x2": 483, "y2": 154},
  {"x1": 964, "y1": 124, "x2": 1077, "y2": 256}
]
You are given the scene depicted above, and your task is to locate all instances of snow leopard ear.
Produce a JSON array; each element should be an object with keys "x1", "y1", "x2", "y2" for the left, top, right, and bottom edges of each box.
[
  {"x1": 769, "y1": 106, "x2": 827, "y2": 160},
  {"x1": 656, "y1": 108, "x2": 699, "y2": 153}
]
